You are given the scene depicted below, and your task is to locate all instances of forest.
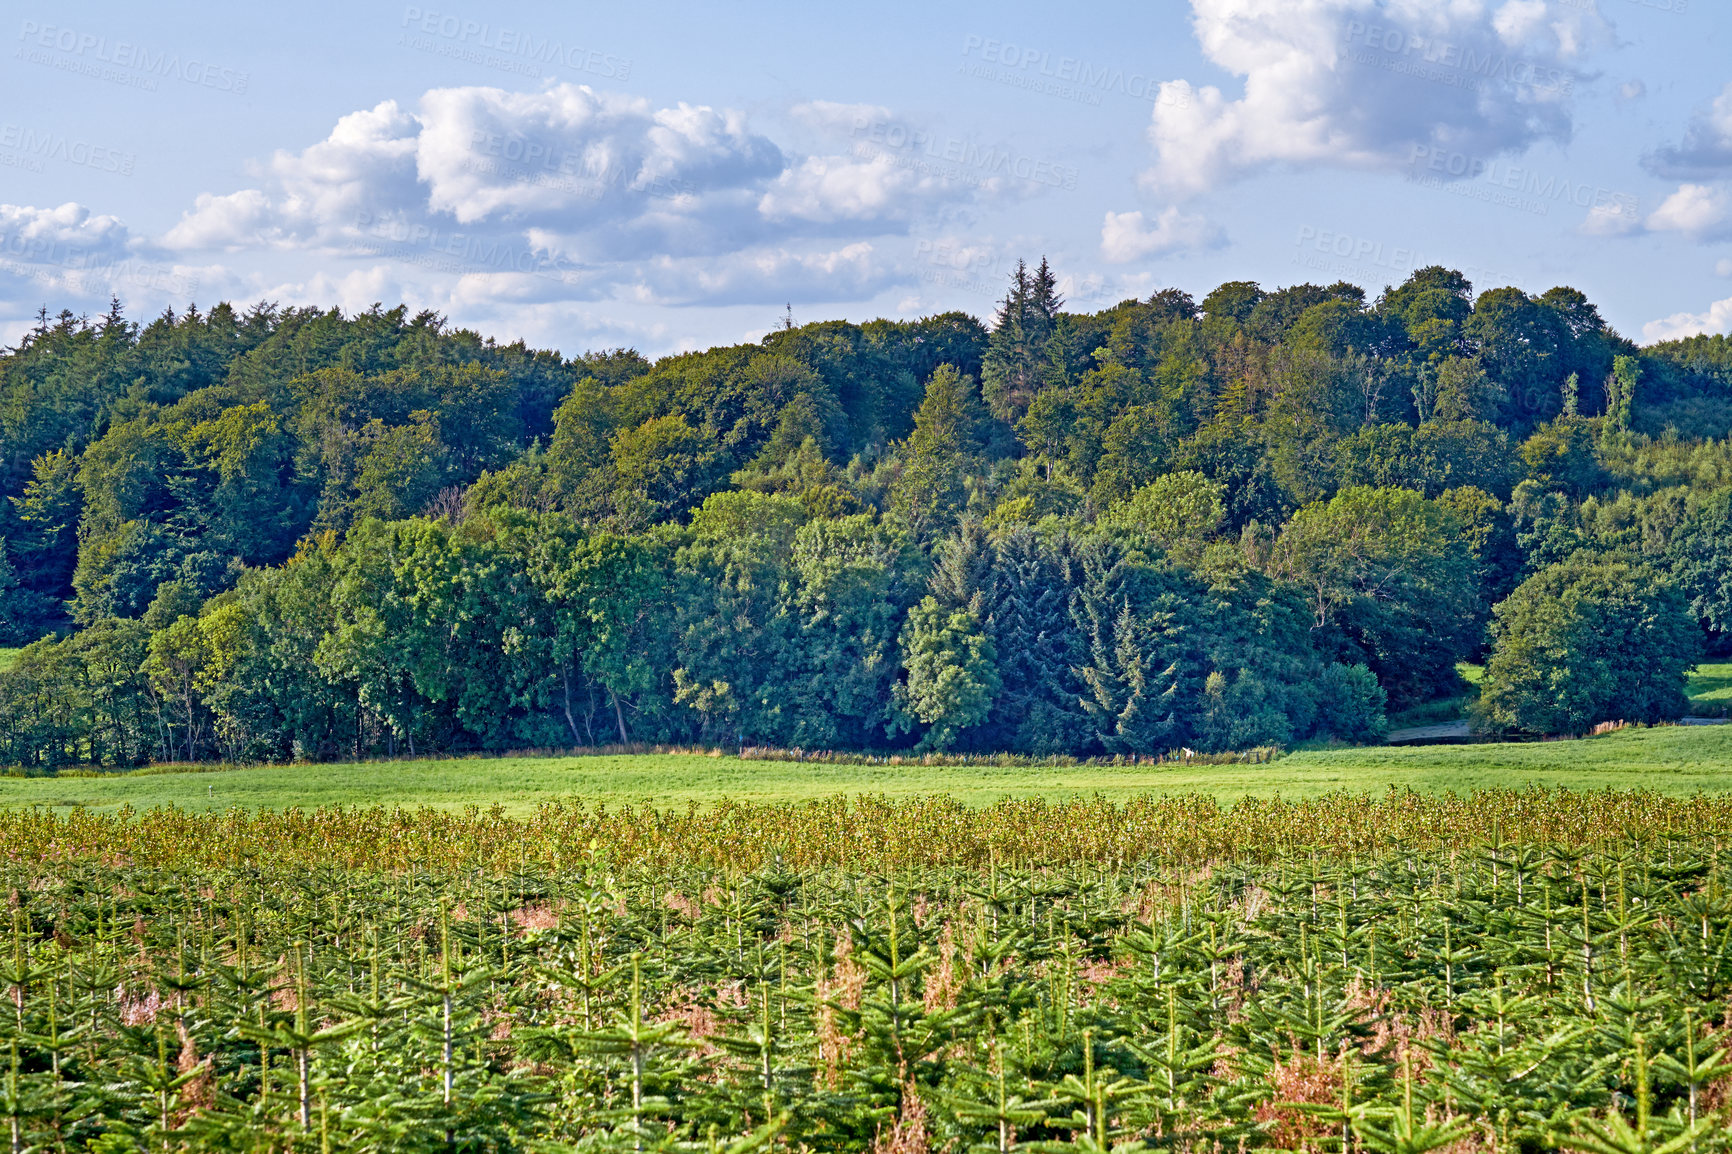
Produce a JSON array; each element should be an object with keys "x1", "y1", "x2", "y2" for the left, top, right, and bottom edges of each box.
[{"x1": 1, "y1": 262, "x2": 1728, "y2": 768}]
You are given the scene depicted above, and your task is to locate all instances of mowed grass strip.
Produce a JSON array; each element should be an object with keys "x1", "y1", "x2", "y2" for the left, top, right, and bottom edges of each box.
[{"x1": 2, "y1": 722, "x2": 1729, "y2": 815}]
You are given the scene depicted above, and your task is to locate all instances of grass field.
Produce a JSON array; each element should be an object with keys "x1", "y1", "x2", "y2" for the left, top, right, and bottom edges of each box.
[
  {"x1": 1, "y1": 721, "x2": 1727, "y2": 814},
  {"x1": 0, "y1": 664, "x2": 1725, "y2": 814},
  {"x1": 1690, "y1": 661, "x2": 1732, "y2": 713}
]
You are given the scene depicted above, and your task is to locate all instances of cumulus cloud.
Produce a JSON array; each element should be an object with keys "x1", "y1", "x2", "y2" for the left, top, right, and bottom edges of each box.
[
  {"x1": 634, "y1": 242, "x2": 897, "y2": 306},
  {"x1": 759, "y1": 152, "x2": 955, "y2": 225},
  {"x1": 1100, "y1": 207, "x2": 1224, "y2": 262},
  {"x1": 413, "y1": 85, "x2": 781, "y2": 229},
  {"x1": 152, "y1": 82, "x2": 1032, "y2": 316},
  {"x1": 1644, "y1": 294, "x2": 1732, "y2": 342},
  {"x1": 0, "y1": 201, "x2": 132, "y2": 263},
  {"x1": 1580, "y1": 198, "x2": 1644, "y2": 237},
  {"x1": 0, "y1": 202, "x2": 206, "y2": 314},
  {"x1": 1142, "y1": 0, "x2": 1603, "y2": 197},
  {"x1": 158, "y1": 84, "x2": 1010, "y2": 264},
  {"x1": 1647, "y1": 82, "x2": 1732, "y2": 178},
  {"x1": 1614, "y1": 83, "x2": 1732, "y2": 246},
  {"x1": 1646, "y1": 183, "x2": 1732, "y2": 240},
  {"x1": 163, "y1": 102, "x2": 421, "y2": 250}
]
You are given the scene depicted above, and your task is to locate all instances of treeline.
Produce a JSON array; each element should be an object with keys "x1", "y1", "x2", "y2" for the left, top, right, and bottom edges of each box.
[{"x1": 0, "y1": 263, "x2": 1727, "y2": 767}]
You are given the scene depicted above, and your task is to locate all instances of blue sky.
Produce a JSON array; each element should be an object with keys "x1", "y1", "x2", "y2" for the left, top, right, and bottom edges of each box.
[{"x1": 1, "y1": 0, "x2": 1728, "y2": 356}]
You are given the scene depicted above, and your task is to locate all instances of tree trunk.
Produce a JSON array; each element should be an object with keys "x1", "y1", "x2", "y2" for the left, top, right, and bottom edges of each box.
[
  {"x1": 611, "y1": 690, "x2": 629, "y2": 744},
  {"x1": 560, "y1": 664, "x2": 582, "y2": 746}
]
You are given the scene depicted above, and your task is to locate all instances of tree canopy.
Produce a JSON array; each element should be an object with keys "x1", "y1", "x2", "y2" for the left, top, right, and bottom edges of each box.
[{"x1": 0, "y1": 263, "x2": 1724, "y2": 761}]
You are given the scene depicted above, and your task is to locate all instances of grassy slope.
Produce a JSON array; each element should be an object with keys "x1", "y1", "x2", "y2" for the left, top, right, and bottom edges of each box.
[{"x1": 0, "y1": 724, "x2": 1728, "y2": 815}]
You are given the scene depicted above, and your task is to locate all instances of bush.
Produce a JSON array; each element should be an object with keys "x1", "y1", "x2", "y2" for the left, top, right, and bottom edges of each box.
[{"x1": 1315, "y1": 663, "x2": 1389, "y2": 742}]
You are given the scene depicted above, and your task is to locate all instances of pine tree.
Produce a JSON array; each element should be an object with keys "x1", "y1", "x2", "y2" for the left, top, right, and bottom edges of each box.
[
  {"x1": 1077, "y1": 601, "x2": 1186, "y2": 755},
  {"x1": 1030, "y1": 257, "x2": 1063, "y2": 324}
]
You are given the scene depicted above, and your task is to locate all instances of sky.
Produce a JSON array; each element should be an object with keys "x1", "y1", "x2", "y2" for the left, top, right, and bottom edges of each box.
[{"x1": 0, "y1": 0, "x2": 1729, "y2": 357}]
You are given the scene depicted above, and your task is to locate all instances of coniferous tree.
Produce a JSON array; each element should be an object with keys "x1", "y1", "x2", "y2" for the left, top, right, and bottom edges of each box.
[
  {"x1": 889, "y1": 366, "x2": 988, "y2": 540},
  {"x1": 982, "y1": 258, "x2": 1062, "y2": 422},
  {"x1": 927, "y1": 519, "x2": 996, "y2": 617},
  {"x1": 980, "y1": 529, "x2": 1088, "y2": 753},
  {"x1": 1069, "y1": 543, "x2": 1194, "y2": 754}
]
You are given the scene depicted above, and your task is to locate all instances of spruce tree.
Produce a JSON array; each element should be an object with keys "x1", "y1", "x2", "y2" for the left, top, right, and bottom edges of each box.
[
  {"x1": 981, "y1": 258, "x2": 1063, "y2": 423},
  {"x1": 928, "y1": 519, "x2": 996, "y2": 617},
  {"x1": 981, "y1": 529, "x2": 1088, "y2": 753}
]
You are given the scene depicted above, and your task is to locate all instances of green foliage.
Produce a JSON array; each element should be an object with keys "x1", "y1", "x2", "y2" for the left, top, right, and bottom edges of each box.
[
  {"x1": 890, "y1": 365, "x2": 991, "y2": 539},
  {"x1": 1480, "y1": 552, "x2": 1700, "y2": 734},
  {"x1": 894, "y1": 596, "x2": 1000, "y2": 750},
  {"x1": 1315, "y1": 662, "x2": 1390, "y2": 742},
  {"x1": 1665, "y1": 486, "x2": 1732, "y2": 645},
  {"x1": 1098, "y1": 471, "x2": 1226, "y2": 564},
  {"x1": 2, "y1": 800, "x2": 1732, "y2": 1147},
  {"x1": 1271, "y1": 486, "x2": 1477, "y2": 706},
  {"x1": 1522, "y1": 418, "x2": 1608, "y2": 498},
  {"x1": 0, "y1": 266, "x2": 1723, "y2": 765}
]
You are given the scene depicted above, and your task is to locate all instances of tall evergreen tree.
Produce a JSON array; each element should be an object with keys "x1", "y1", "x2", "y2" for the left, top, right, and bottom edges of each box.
[
  {"x1": 927, "y1": 519, "x2": 996, "y2": 616},
  {"x1": 1068, "y1": 541, "x2": 1197, "y2": 754},
  {"x1": 980, "y1": 529, "x2": 1088, "y2": 753},
  {"x1": 888, "y1": 365, "x2": 987, "y2": 539},
  {"x1": 981, "y1": 258, "x2": 1063, "y2": 422}
]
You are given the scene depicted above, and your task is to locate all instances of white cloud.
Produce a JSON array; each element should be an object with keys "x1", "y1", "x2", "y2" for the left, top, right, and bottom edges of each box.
[
  {"x1": 635, "y1": 242, "x2": 895, "y2": 305},
  {"x1": 162, "y1": 190, "x2": 277, "y2": 251},
  {"x1": 759, "y1": 152, "x2": 953, "y2": 225},
  {"x1": 1647, "y1": 81, "x2": 1732, "y2": 177},
  {"x1": 1580, "y1": 198, "x2": 1643, "y2": 237},
  {"x1": 1644, "y1": 294, "x2": 1732, "y2": 342},
  {"x1": 1100, "y1": 207, "x2": 1224, "y2": 262},
  {"x1": 0, "y1": 201, "x2": 131, "y2": 262},
  {"x1": 413, "y1": 84, "x2": 781, "y2": 229},
  {"x1": 164, "y1": 101, "x2": 421, "y2": 250},
  {"x1": 0, "y1": 202, "x2": 206, "y2": 315},
  {"x1": 158, "y1": 83, "x2": 1002, "y2": 269},
  {"x1": 1647, "y1": 183, "x2": 1732, "y2": 239},
  {"x1": 150, "y1": 82, "x2": 1018, "y2": 316},
  {"x1": 1612, "y1": 84, "x2": 1732, "y2": 246},
  {"x1": 1143, "y1": 0, "x2": 1602, "y2": 196}
]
